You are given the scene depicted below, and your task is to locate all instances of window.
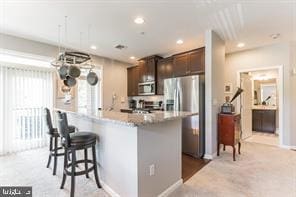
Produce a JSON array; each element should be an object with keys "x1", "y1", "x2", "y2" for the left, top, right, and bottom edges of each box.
[
  {"x1": 0, "y1": 66, "x2": 53, "y2": 155},
  {"x1": 77, "y1": 69, "x2": 101, "y2": 113}
]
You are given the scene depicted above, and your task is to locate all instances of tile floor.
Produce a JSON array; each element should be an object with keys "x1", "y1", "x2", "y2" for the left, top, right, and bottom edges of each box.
[{"x1": 245, "y1": 132, "x2": 279, "y2": 146}]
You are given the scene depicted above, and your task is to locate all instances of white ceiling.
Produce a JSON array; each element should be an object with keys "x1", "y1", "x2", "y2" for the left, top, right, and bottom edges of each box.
[{"x1": 0, "y1": 0, "x2": 295, "y2": 64}]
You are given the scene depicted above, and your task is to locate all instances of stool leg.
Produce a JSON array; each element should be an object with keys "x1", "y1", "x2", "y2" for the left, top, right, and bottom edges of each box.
[
  {"x1": 84, "y1": 148, "x2": 89, "y2": 178},
  {"x1": 233, "y1": 146, "x2": 236, "y2": 161},
  {"x1": 92, "y1": 145, "x2": 101, "y2": 188},
  {"x1": 53, "y1": 136, "x2": 58, "y2": 175},
  {"x1": 46, "y1": 136, "x2": 53, "y2": 168},
  {"x1": 238, "y1": 142, "x2": 241, "y2": 154},
  {"x1": 70, "y1": 149, "x2": 76, "y2": 197},
  {"x1": 60, "y1": 148, "x2": 68, "y2": 189}
]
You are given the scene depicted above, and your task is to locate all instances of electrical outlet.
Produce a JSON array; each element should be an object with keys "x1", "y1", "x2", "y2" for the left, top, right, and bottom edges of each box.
[
  {"x1": 293, "y1": 67, "x2": 296, "y2": 75},
  {"x1": 149, "y1": 164, "x2": 155, "y2": 176}
]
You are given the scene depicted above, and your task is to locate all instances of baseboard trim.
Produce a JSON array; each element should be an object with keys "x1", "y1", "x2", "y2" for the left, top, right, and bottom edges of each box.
[
  {"x1": 204, "y1": 152, "x2": 217, "y2": 160},
  {"x1": 158, "y1": 179, "x2": 183, "y2": 197},
  {"x1": 100, "y1": 180, "x2": 120, "y2": 197},
  {"x1": 279, "y1": 145, "x2": 296, "y2": 150}
]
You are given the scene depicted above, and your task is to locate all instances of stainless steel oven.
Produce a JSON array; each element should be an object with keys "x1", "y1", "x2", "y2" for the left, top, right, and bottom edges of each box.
[{"x1": 138, "y1": 81, "x2": 155, "y2": 95}]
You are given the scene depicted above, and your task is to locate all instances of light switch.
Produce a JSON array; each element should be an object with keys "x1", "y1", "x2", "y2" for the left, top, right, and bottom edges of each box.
[{"x1": 120, "y1": 97, "x2": 125, "y2": 103}]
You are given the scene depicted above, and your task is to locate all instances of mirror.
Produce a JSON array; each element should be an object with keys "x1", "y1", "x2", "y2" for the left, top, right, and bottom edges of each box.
[{"x1": 253, "y1": 79, "x2": 277, "y2": 106}]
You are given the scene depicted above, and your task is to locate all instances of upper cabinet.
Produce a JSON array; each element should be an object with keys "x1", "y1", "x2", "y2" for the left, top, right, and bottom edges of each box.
[
  {"x1": 127, "y1": 66, "x2": 139, "y2": 96},
  {"x1": 127, "y1": 47, "x2": 205, "y2": 96},
  {"x1": 172, "y1": 53, "x2": 188, "y2": 77},
  {"x1": 188, "y1": 48, "x2": 205, "y2": 74},
  {"x1": 157, "y1": 57, "x2": 173, "y2": 95},
  {"x1": 138, "y1": 56, "x2": 162, "y2": 83},
  {"x1": 172, "y1": 47, "x2": 205, "y2": 77}
]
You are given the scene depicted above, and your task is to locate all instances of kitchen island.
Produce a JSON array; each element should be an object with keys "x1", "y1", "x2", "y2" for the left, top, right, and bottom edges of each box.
[{"x1": 55, "y1": 109, "x2": 197, "y2": 197}]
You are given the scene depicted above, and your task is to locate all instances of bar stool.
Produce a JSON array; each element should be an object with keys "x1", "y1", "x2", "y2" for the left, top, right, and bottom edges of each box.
[
  {"x1": 57, "y1": 112, "x2": 101, "y2": 197},
  {"x1": 44, "y1": 108, "x2": 76, "y2": 175}
]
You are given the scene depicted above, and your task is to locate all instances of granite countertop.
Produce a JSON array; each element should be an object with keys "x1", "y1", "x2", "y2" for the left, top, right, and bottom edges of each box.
[
  {"x1": 252, "y1": 105, "x2": 277, "y2": 110},
  {"x1": 55, "y1": 108, "x2": 198, "y2": 127}
]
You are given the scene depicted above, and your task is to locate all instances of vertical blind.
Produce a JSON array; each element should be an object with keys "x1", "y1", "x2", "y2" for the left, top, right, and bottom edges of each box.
[{"x1": 0, "y1": 66, "x2": 53, "y2": 155}]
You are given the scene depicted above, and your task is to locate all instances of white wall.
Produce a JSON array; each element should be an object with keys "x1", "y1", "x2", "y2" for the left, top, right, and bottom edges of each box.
[
  {"x1": 0, "y1": 33, "x2": 130, "y2": 111},
  {"x1": 225, "y1": 43, "x2": 295, "y2": 147},
  {"x1": 289, "y1": 41, "x2": 296, "y2": 147},
  {"x1": 205, "y1": 30, "x2": 225, "y2": 157}
]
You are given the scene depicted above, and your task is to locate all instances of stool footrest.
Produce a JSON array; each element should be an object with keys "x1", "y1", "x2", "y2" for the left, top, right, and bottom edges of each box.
[{"x1": 64, "y1": 159, "x2": 95, "y2": 176}]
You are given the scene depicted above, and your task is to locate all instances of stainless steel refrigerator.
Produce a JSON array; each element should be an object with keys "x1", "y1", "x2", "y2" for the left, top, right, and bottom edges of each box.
[{"x1": 164, "y1": 75, "x2": 205, "y2": 158}]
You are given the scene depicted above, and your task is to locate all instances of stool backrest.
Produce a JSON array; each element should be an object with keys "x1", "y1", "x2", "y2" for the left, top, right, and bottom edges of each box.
[
  {"x1": 44, "y1": 108, "x2": 54, "y2": 134},
  {"x1": 56, "y1": 112, "x2": 71, "y2": 146}
]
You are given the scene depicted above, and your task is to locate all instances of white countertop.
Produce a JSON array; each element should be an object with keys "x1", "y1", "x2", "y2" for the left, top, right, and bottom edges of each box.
[
  {"x1": 252, "y1": 105, "x2": 277, "y2": 110},
  {"x1": 55, "y1": 108, "x2": 198, "y2": 127}
]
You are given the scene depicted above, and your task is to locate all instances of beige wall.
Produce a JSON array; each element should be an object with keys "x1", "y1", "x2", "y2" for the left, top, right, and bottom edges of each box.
[
  {"x1": 289, "y1": 41, "x2": 296, "y2": 147},
  {"x1": 225, "y1": 43, "x2": 295, "y2": 147},
  {"x1": 92, "y1": 56, "x2": 129, "y2": 111},
  {"x1": 0, "y1": 33, "x2": 130, "y2": 112},
  {"x1": 205, "y1": 30, "x2": 225, "y2": 157}
]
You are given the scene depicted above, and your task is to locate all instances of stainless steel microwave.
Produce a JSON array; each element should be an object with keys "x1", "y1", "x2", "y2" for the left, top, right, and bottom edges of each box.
[{"x1": 138, "y1": 81, "x2": 155, "y2": 95}]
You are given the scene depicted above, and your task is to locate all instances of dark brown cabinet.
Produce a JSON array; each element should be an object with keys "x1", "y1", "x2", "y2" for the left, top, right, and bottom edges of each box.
[
  {"x1": 188, "y1": 48, "x2": 205, "y2": 74},
  {"x1": 138, "y1": 56, "x2": 162, "y2": 83},
  {"x1": 217, "y1": 113, "x2": 241, "y2": 161},
  {"x1": 252, "y1": 109, "x2": 276, "y2": 133},
  {"x1": 157, "y1": 57, "x2": 173, "y2": 95},
  {"x1": 172, "y1": 47, "x2": 205, "y2": 77},
  {"x1": 127, "y1": 66, "x2": 139, "y2": 96},
  {"x1": 173, "y1": 53, "x2": 188, "y2": 77}
]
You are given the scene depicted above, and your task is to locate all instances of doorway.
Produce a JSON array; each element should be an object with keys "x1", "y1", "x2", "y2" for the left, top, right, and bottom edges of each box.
[{"x1": 237, "y1": 66, "x2": 283, "y2": 147}]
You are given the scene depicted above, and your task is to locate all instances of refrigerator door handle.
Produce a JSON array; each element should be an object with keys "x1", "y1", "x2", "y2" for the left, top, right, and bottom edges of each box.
[{"x1": 173, "y1": 87, "x2": 177, "y2": 111}]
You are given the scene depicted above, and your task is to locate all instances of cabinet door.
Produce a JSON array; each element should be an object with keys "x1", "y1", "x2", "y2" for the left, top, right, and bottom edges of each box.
[
  {"x1": 173, "y1": 53, "x2": 188, "y2": 77},
  {"x1": 157, "y1": 59, "x2": 166, "y2": 95},
  {"x1": 146, "y1": 58, "x2": 156, "y2": 82},
  {"x1": 127, "y1": 66, "x2": 139, "y2": 96},
  {"x1": 252, "y1": 110, "x2": 262, "y2": 132},
  {"x1": 157, "y1": 57, "x2": 173, "y2": 95},
  {"x1": 138, "y1": 59, "x2": 147, "y2": 83},
  {"x1": 262, "y1": 110, "x2": 276, "y2": 133},
  {"x1": 188, "y1": 48, "x2": 205, "y2": 74},
  {"x1": 218, "y1": 115, "x2": 235, "y2": 145}
]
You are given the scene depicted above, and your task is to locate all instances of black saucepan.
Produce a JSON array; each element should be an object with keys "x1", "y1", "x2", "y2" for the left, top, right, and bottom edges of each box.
[
  {"x1": 87, "y1": 71, "x2": 98, "y2": 86},
  {"x1": 63, "y1": 76, "x2": 77, "y2": 87},
  {"x1": 68, "y1": 65, "x2": 81, "y2": 78},
  {"x1": 58, "y1": 64, "x2": 68, "y2": 80}
]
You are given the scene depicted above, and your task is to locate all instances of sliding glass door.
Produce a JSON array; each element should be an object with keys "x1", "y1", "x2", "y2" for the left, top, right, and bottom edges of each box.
[{"x1": 0, "y1": 66, "x2": 53, "y2": 155}]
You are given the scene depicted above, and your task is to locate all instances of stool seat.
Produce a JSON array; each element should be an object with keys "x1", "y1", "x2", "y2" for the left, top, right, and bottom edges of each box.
[
  {"x1": 68, "y1": 125, "x2": 76, "y2": 133},
  {"x1": 69, "y1": 132, "x2": 96, "y2": 146}
]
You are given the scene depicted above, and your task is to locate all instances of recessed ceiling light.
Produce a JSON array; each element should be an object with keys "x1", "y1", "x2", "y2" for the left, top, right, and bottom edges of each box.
[
  {"x1": 134, "y1": 17, "x2": 144, "y2": 24},
  {"x1": 130, "y1": 56, "x2": 136, "y2": 60},
  {"x1": 176, "y1": 39, "x2": 184, "y2": 45},
  {"x1": 270, "y1": 33, "x2": 280, "y2": 39},
  {"x1": 237, "y1": 42, "x2": 245, "y2": 48},
  {"x1": 90, "y1": 45, "x2": 97, "y2": 50}
]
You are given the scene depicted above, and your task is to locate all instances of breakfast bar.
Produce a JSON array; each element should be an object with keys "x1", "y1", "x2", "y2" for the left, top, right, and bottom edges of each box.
[{"x1": 56, "y1": 109, "x2": 197, "y2": 197}]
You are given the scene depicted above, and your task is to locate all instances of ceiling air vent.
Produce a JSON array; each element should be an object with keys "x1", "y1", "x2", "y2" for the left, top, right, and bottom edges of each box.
[{"x1": 115, "y1": 44, "x2": 127, "y2": 50}]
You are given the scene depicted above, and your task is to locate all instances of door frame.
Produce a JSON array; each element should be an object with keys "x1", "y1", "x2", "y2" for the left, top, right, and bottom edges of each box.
[{"x1": 236, "y1": 65, "x2": 284, "y2": 146}]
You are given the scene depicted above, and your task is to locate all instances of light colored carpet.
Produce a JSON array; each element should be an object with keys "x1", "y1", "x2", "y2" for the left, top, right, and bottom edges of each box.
[
  {"x1": 1, "y1": 142, "x2": 295, "y2": 197},
  {"x1": 0, "y1": 148, "x2": 109, "y2": 197},
  {"x1": 170, "y1": 142, "x2": 296, "y2": 197},
  {"x1": 245, "y1": 132, "x2": 279, "y2": 146}
]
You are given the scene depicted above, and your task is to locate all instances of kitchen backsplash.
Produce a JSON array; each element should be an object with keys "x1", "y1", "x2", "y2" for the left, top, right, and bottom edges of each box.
[{"x1": 129, "y1": 95, "x2": 164, "y2": 102}]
